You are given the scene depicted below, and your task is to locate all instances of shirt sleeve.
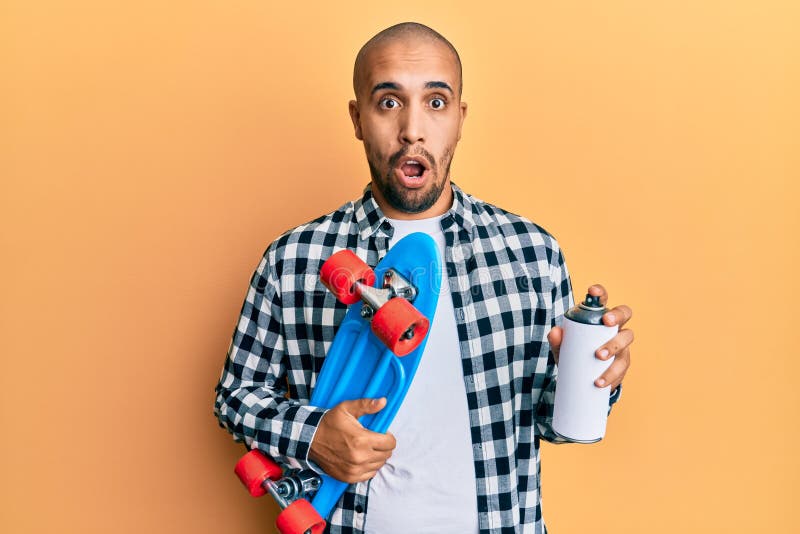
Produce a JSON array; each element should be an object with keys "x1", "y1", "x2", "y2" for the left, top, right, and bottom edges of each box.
[
  {"x1": 214, "y1": 246, "x2": 327, "y2": 470},
  {"x1": 535, "y1": 241, "x2": 621, "y2": 444}
]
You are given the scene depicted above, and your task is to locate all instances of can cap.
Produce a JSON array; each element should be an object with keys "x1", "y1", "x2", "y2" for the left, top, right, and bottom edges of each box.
[{"x1": 565, "y1": 293, "x2": 607, "y2": 325}]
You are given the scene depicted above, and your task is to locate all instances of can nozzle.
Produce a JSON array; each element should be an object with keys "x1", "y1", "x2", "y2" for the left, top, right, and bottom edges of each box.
[
  {"x1": 566, "y1": 293, "x2": 607, "y2": 325},
  {"x1": 583, "y1": 294, "x2": 602, "y2": 308}
]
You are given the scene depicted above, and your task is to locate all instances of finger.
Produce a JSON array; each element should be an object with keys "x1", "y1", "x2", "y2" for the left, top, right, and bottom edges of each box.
[
  {"x1": 353, "y1": 468, "x2": 382, "y2": 483},
  {"x1": 344, "y1": 448, "x2": 392, "y2": 467},
  {"x1": 588, "y1": 284, "x2": 608, "y2": 305},
  {"x1": 339, "y1": 458, "x2": 390, "y2": 483},
  {"x1": 547, "y1": 326, "x2": 563, "y2": 347},
  {"x1": 603, "y1": 305, "x2": 633, "y2": 327},
  {"x1": 342, "y1": 397, "x2": 387, "y2": 419},
  {"x1": 340, "y1": 438, "x2": 393, "y2": 464},
  {"x1": 369, "y1": 431, "x2": 397, "y2": 452},
  {"x1": 595, "y1": 347, "x2": 630, "y2": 390},
  {"x1": 362, "y1": 450, "x2": 393, "y2": 468},
  {"x1": 595, "y1": 329, "x2": 634, "y2": 360},
  {"x1": 547, "y1": 326, "x2": 563, "y2": 364}
]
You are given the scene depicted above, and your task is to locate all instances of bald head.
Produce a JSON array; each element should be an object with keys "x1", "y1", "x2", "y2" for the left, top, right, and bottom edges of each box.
[{"x1": 353, "y1": 22, "x2": 463, "y2": 100}]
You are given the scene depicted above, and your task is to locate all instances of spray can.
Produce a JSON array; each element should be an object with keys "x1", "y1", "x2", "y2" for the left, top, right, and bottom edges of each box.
[{"x1": 552, "y1": 293, "x2": 618, "y2": 442}]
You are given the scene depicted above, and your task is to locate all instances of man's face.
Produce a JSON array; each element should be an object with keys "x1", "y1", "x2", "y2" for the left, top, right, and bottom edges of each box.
[{"x1": 349, "y1": 39, "x2": 467, "y2": 217}]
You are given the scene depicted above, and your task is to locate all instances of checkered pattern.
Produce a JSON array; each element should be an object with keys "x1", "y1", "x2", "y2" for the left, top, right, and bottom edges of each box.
[{"x1": 214, "y1": 183, "x2": 620, "y2": 533}]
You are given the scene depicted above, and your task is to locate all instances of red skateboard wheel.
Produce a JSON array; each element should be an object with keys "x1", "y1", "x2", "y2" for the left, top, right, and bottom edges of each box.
[
  {"x1": 275, "y1": 499, "x2": 326, "y2": 534},
  {"x1": 234, "y1": 449, "x2": 283, "y2": 498},
  {"x1": 371, "y1": 297, "x2": 429, "y2": 356},
  {"x1": 320, "y1": 250, "x2": 376, "y2": 305}
]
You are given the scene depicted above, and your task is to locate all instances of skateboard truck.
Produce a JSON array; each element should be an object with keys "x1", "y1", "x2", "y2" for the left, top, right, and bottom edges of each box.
[
  {"x1": 319, "y1": 251, "x2": 429, "y2": 355},
  {"x1": 266, "y1": 469, "x2": 321, "y2": 508},
  {"x1": 356, "y1": 268, "x2": 418, "y2": 322},
  {"x1": 235, "y1": 450, "x2": 327, "y2": 534}
]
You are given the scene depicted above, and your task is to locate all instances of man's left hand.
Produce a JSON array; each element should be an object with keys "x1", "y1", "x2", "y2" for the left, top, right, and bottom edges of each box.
[{"x1": 546, "y1": 284, "x2": 633, "y2": 391}]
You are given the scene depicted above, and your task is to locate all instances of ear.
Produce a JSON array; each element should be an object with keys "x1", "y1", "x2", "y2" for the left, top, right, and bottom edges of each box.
[
  {"x1": 348, "y1": 100, "x2": 363, "y2": 140},
  {"x1": 457, "y1": 101, "x2": 468, "y2": 141}
]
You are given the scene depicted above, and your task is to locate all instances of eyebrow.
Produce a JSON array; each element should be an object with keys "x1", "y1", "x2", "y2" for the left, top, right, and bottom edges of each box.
[
  {"x1": 370, "y1": 81, "x2": 454, "y2": 96},
  {"x1": 371, "y1": 82, "x2": 401, "y2": 95},
  {"x1": 424, "y1": 81, "x2": 454, "y2": 95}
]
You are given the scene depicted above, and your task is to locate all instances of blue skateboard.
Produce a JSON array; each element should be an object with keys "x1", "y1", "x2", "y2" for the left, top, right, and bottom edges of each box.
[{"x1": 235, "y1": 233, "x2": 440, "y2": 534}]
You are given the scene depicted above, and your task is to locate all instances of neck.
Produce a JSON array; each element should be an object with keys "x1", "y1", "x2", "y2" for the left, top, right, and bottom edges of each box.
[{"x1": 371, "y1": 180, "x2": 454, "y2": 220}]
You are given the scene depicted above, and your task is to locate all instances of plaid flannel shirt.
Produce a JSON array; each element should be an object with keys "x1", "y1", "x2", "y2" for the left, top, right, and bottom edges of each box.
[{"x1": 215, "y1": 182, "x2": 620, "y2": 533}]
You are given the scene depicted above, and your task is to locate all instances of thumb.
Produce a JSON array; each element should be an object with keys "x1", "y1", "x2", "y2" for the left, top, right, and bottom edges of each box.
[{"x1": 341, "y1": 397, "x2": 387, "y2": 419}]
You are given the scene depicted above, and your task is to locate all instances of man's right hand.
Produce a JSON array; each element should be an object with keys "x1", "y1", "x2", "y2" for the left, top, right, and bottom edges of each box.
[{"x1": 309, "y1": 397, "x2": 397, "y2": 483}]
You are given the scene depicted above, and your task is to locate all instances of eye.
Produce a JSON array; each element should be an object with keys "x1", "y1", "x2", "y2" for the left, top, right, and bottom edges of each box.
[
  {"x1": 379, "y1": 97, "x2": 400, "y2": 109},
  {"x1": 429, "y1": 97, "x2": 446, "y2": 110}
]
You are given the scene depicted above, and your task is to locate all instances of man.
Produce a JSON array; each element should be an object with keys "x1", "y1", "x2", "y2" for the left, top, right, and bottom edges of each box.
[{"x1": 215, "y1": 22, "x2": 634, "y2": 533}]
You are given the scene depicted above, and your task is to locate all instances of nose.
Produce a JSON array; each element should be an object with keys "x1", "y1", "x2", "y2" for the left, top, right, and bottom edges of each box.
[{"x1": 398, "y1": 103, "x2": 425, "y2": 145}]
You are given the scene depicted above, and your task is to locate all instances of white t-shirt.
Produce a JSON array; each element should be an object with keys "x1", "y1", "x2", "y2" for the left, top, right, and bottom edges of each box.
[{"x1": 364, "y1": 215, "x2": 479, "y2": 534}]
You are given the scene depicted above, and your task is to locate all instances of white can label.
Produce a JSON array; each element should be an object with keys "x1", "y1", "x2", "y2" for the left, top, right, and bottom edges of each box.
[{"x1": 552, "y1": 317, "x2": 618, "y2": 442}]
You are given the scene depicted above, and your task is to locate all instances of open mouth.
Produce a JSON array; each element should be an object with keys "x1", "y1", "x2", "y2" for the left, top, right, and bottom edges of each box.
[{"x1": 394, "y1": 156, "x2": 430, "y2": 188}]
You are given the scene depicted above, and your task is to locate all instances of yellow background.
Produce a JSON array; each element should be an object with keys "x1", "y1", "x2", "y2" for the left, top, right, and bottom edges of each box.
[{"x1": 2, "y1": 1, "x2": 798, "y2": 532}]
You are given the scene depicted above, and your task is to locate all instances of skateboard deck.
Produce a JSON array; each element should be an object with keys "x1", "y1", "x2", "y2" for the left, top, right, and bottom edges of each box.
[
  {"x1": 308, "y1": 231, "x2": 440, "y2": 517},
  {"x1": 235, "y1": 232, "x2": 440, "y2": 534}
]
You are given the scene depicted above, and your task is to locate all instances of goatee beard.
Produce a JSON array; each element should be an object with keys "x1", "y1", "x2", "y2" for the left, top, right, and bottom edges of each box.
[{"x1": 368, "y1": 145, "x2": 454, "y2": 214}]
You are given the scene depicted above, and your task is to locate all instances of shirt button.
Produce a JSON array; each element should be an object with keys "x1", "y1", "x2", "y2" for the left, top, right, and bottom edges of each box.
[{"x1": 355, "y1": 504, "x2": 364, "y2": 513}]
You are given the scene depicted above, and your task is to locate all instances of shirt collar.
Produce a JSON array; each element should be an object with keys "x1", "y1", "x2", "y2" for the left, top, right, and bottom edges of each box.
[{"x1": 354, "y1": 182, "x2": 476, "y2": 242}]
